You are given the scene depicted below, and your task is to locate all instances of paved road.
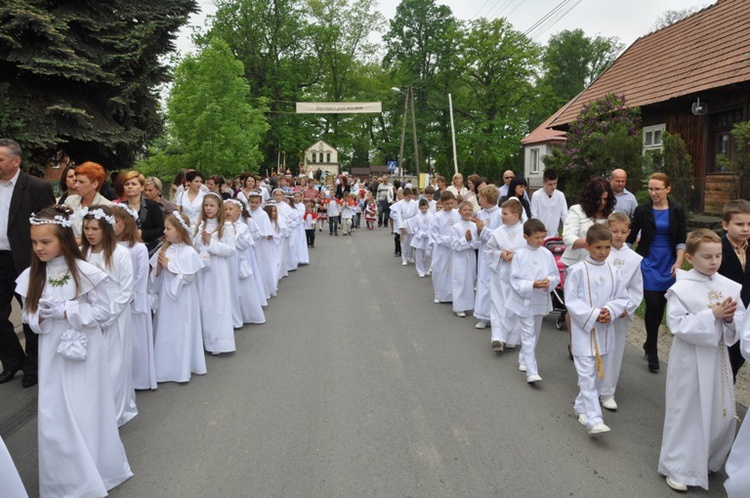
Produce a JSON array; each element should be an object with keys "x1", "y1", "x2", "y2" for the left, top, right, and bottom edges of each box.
[{"x1": 3, "y1": 227, "x2": 736, "y2": 496}]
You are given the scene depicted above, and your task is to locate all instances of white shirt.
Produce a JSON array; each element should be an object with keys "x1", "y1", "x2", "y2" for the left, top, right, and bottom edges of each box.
[
  {"x1": 0, "y1": 169, "x2": 20, "y2": 251},
  {"x1": 530, "y1": 188, "x2": 568, "y2": 238}
]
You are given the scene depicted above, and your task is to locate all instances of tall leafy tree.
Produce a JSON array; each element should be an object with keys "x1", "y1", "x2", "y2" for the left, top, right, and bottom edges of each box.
[
  {"x1": 530, "y1": 29, "x2": 623, "y2": 129},
  {"x1": 0, "y1": 0, "x2": 197, "y2": 169},
  {"x1": 453, "y1": 18, "x2": 540, "y2": 179},
  {"x1": 201, "y1": 0, "x2": 319, "y2": 172},
  {"x1": 141, "y1": 38, "x2": 269, "y2": 178}
]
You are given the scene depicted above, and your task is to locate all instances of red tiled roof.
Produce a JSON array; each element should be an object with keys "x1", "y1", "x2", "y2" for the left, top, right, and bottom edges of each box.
[
  {"x1": 549, "y1": 0, "x2": 750, "y2": 127},
  {"x1": 521, "y1": 113, "x2": 568, "y2": 145}
]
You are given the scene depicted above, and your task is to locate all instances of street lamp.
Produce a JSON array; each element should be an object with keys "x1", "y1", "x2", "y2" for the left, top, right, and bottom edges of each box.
[{"x1": 391, "y1": 86, "x2": 420, "y2": 179}]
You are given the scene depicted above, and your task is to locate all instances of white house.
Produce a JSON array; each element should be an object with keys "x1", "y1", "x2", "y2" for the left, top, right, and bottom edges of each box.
[
  {"x1": 521, "y1": 113, "x2": 567, "y2": 188},
  {"x1": 304, "y1": 140, "x2": 340, "y2": 177}
]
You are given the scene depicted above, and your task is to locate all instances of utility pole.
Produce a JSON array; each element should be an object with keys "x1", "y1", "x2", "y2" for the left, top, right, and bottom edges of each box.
[{"x1": 409, "y1": 86, "x2": 420, "y2": 179}]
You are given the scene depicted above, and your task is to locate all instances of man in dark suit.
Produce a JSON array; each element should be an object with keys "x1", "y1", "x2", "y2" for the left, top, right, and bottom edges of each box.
[{"x1": 0, "y1": 138, "x2": 56, "y2": 387}]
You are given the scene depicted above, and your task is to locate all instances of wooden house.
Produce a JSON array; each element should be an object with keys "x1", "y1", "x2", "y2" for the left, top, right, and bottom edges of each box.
[{"x1": 542, "y1": 0, "x2": 750, "y2": 214}]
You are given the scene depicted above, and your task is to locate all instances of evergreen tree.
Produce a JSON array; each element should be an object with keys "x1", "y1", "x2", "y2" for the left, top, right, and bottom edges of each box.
[{"x1": 0, "y1": 0, "x2": 197, "y2": 170}]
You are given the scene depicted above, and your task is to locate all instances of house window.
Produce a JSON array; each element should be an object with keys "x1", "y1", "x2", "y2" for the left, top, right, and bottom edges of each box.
[
  {"x1": 310, "y1": 153, "x2": 316, "y2": 163},
  {"x1": 326, "y1": 153, "x2": 331, "y2": 163},
  {"x1": 530, "y1": 148, "x2": 540, "y2": 174},
  {"x1": 643, "y1": 124, "x2": 666, "y2": 152}
]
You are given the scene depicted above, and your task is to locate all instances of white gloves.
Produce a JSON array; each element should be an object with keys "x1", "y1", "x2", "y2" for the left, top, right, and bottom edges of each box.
[{"x1": 38, "y1": 298, "x2": 66, "y2": 320}]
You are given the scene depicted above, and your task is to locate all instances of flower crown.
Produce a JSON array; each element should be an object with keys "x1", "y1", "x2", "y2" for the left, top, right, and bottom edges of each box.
[
  {"x1": 224, "y1": 198, "x2": 244, "y2": 210},
  {"x1": 29, "y1": 213, "x2": 73, "y2": 228},
  {"x1": 117, "y1": 204, "x2": 139, "y2": 221},
  {"x1": 170, "y1": 211, "x2": 190, "y2": 231},
  {"x1": 80, "y1": 207, "x2": 116, "y2": 227}
]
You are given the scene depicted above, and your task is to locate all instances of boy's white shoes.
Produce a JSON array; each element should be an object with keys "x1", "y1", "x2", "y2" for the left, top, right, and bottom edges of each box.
[
  {"x1": 601, "y1": 397, "x2": 618, "y2": 411},
  {"x1": 475, "y1": 321, "x2": 488, "y2": 329},
  {"x1": 576, "y1": 413, "x2": 588, "y2": 426},
  {"x1": 491, "y1": 340, "x2": 504, "y2": 353},
  {"x1": 526, "y1": 374, "x2": 542, "y2": 383},
  {"x1": 587, "y1": 423, "x2": 611, "y2": 435},
  {"x1": 402, "y1": 260, "x2": 408, "y2": 266},
  {"x1": 518, "y1": 364, "x2": 527, "y2": 372},
  {"x1": 455, "y1": 312, "x2": 466, "y2": 318},
  {"x1": 665, "y1": 477, "x2": 687, "y2": 492}
]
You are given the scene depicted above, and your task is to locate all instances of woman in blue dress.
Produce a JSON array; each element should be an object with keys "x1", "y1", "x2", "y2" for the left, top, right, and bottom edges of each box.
[{"x1": 627, "y1": 172, "x2": 687, "y2": 372}]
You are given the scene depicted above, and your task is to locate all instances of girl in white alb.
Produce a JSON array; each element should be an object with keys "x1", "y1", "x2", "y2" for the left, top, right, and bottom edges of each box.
[
  {"x1": 225, "y1": 199, "x2": 266, "y2": 325},
  {"x1": 112, "y1": 205, "x2": 157, "y2": 391},
  {"x1": 273, "y1": 189, "x2": 297, "y2": 274},
  {"x1": 80, "y1": 205, "x2": 137, "y2": 427},
  {"x1": 17, "y1": 206, "x2": 132, "y2": 497},
  {"x1": 150, "y1": 212, "x2": 206, "y2": 383},
  {"x1": 247, "y1": 193, "x2": 277, "y2": 299},
  {"x1": 264, "y1": 203, "x2": 289, "y2": 289},
  {"x1": 193, "y1": 192, "x2": 237, "y2": 354},
  {"x1": 293, "y1": 191, "x2": 310, "y2": 264}
]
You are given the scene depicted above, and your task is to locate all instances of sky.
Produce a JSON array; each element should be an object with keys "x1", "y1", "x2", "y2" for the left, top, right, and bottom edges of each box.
[{"x1": 174, "y1": 0, "x2": 714, "y2": 57}]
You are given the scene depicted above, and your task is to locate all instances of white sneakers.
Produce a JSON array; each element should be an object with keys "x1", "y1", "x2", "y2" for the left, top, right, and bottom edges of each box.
[
  {"x1": 587, "y1": 423, "x2": 611, "y2": 435},
  {"x1": 576, "y1": 413, "x2": 588, "y2": 426},
  {"x1": 666, "y1": 477, "x2": 688, "y2": 492},
  {"x1": 527, "y1": 374, "x2": 542, "y2": 383},
  {"x1": 518, "y1": 364, "x2": 527, "y2": 372},
  {"x1": 601, "y1": 397, "x2": 618, "y2": 411},
  {"x1": 474, "y1": 321, "x2": 488, "y2": 329},
  {"x1": 455, "y1": 312, "x2": 466, "y2": 318},
  {"x1": 402, "y1": 260, "x2": 408, "y2": 266}
]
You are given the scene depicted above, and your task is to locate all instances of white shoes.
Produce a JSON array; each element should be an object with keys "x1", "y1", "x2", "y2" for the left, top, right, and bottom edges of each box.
[
  {"x1": 402, "y1": 260, "x2": 408, "y2": 266},
  {"x1": 418, "y1": 274, "x2": 426, "y2": 278},
  {"x1": 587, "y1": 422, "x2": 611, "y2": 435},
  {"x1": 434, "y1": 299, "x2": 440, "y2": 304},
  {"x1": 527, "y1": 374, "x2": 542, "y2": 383},
  {"x1": 505, "y1": 344, "x2": 517, "y2": 350},
  {"x1": 518, "y1": 364, "x2": 527, "y2": 372},
  {"x1": 601, "y1": 397, "x2": 618, "y2": 411},
  {"x1": 491, "y1": 340, "x2": 504, "y2": 352},
  {"x1": 455, "y1": 312, "x2": 466, "y2": 318},
  {"x1": 666, "y1": 477, "x2": 687, "y2": 492},
  {"x1": 475, "y1": 321, "x2": 488, "y2": 329},
  {"x1": 576, "y1": 413, "x2": 588, "y2": 426}
]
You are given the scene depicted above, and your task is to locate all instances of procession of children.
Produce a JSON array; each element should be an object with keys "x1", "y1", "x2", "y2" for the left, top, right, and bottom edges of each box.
[
  {"x1": 380, "y1": 173, "x2": 750, "y2": 496},
  {"x1": 4, "y1": 165, "x2": 750, "y2": 497}
]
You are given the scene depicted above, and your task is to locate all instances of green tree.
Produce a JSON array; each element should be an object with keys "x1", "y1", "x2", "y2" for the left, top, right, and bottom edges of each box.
[
  {"x1": 0, "y1": 0, "x2": 197, "y2": 169},
  {"x1": 660, "y1": 132, "x2": 694, "y2": 210},
  {"x1": 530, "y1": 29, "x2": 623, "y2": 129},
  {"x1": 201, "y1": 0, "x2": 319, "y2": 172},
  {"x1": 453, "y1": 18, "x2": 540, "y2": 180},
  {"x1": 141, "y1": 39, "x2": 269, "y2": 178}
]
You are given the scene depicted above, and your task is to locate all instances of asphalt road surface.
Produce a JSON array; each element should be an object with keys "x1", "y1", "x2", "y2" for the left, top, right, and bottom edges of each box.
[{"x1": 3, "y1": 226, "x2": 737, "y2": 497}]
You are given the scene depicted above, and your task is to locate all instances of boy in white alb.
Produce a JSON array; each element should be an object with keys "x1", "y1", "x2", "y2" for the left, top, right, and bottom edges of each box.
[
  {"x1": 507, "y1": 219, "x2": 560, "y2": 383},
  {"x1": 530, "y1": 168, "x2": 568, "y2": 237},
  {"x1": 659, "y1": 229, "x2": 745, "y2": 492},
  {"x1": 430, "y1": 191, "x2": 460, "y2": 303},
  {"x1": 450, "y1": 201, "x2": 480, "y2": 317},
  {"x1": 423, "y1": 186, "x2": 437, "y2": 214},
  {"x1": 600, "y1": 212, "x2": 643, "y2": 410},
  {"x1": 409, "y1": 199, "x2": 434, "y2": 278},
  {"x1": 397, "y1": 188, "x2": 419, "y2": 265},
  {"x1": 485, "y1": 198, "x2": 526, "y2": 352},
  {"x1": 473, "y1": 185, "x2": 502, "y2": 329},
  {"x1": 565, "y1": 224, "x2": 628, "y2": 435}
]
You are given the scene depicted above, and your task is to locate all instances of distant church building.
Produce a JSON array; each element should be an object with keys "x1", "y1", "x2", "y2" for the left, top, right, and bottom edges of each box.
[{"x1": 304, "y1": 140, "x2": 340, "y2": 177}]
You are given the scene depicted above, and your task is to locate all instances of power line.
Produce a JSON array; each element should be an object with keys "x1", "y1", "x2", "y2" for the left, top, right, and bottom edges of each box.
[
  {"x1": 471, "y1": 0, "x2": 495, "y2": 20},
  {"x1": 523, "y1": 0, "x2": 573, "y2": 37},
  {"x1": 525, "y1": 0, "x2": 583, "y2": 40}
]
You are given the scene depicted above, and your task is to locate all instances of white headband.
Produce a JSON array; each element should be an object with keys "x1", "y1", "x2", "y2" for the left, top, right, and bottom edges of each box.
[
  {"x1": 205, "y1": 191, "x2": 223, "y2": 202},
  {"x1": 29, "y1": 213, "x2": 73, "y2": 228},
  {"x1": 224, "y1": 198, "x2": 244, "y2": 209},
  {"x1": 117, "y1": 204, "x2": 139, "y2": 221},
  {"x1": 81, "y1": 207, "x2": 116, "y2": 227},
  {"x1": 170, "y1": 211, "x2": 190, "y2": 231}
]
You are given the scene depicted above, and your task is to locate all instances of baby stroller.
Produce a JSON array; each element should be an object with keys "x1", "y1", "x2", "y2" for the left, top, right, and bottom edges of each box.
[{"x1": 543, "y1": 236, "x2": 567, "y2": 330}]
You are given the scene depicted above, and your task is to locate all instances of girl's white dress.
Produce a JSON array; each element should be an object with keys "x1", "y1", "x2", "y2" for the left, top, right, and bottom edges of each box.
[
  {"x1": 120, "y1": 241, "x2": 156, "y2": 390},
  {"x1": 294, "y1": 202, "x2": 310, "y2": 265},
  {"x1": 16, "y1": 257, "x2": 132, "y2": 498},
  {"x1": 275, "y1": 200, "x2": 296, "y2": 274},
  {"x1": 244, "y1": 218, "x2": 268, "y2": 308},
  {"x1": 87, "y1": 244, "x2": 138, "y2": 427},
  {"x1": 0, "y1": 435, "x2": 27, "y2": 498},
  {"x1": 248, "y1": 206, "x2": 277, "y2": 299},
  {"x1": 150, "y1": 243, "x2": 206, "y2": 382},
  {"x1": 194, "y1": 219, "x2": 237, "y2": 353},
  {"x1": 725, "y1": 314, "x2": 750, "y2": 497},
  {"x1": 231, "y1": 219, "x2": 266, "y2": 324}
]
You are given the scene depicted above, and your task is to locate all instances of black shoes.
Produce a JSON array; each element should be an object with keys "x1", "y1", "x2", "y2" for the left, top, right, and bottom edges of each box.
[
  {"x1": 22, "y1": 374, "x2": 37, "y2": 388},
  {"x1": 0, "y1": 368, "x2": 20, "y2": 384},
  {"x1": 648, "y1": 354, "x2": 660, "y2": 373}
]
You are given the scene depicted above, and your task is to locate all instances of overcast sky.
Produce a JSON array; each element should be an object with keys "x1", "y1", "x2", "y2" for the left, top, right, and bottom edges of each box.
[{"x1": 175, "y1": 0, "x2": 713, "y2": 56}]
